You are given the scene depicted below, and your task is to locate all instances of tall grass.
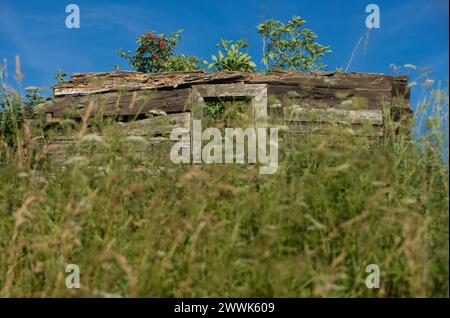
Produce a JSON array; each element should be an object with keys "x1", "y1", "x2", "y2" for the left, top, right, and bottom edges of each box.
[{"x1": 0, "y1": 70, "x2": 448, "y2": 297}]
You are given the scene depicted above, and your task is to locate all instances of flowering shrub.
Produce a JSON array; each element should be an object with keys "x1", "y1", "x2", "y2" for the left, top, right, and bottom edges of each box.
[
  {"x1": 117, "y1": 30, "x2": 183, "y2": 73},
  {"x1": 118, "y1": 30, "x2": 206, "y2": 72},
  {"x1": 257, "y1": 16, "x2": 331, "y2": 72},
  {"x1": 208, "y1": 39, "x2": 257, "y2": 72}
]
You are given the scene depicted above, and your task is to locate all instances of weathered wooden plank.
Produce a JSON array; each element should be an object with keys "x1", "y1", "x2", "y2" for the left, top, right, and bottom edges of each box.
[
  {"x1": 31, "y1": 114, "x2": 191, "y2": 164},
  {"x1": 247, "y1": 72, "x2": 407, "y2": 89},
  {"x1": 194, "y1": 83, "x2": 265, "y2": 97},
  {"x1": 46, "y1": 89, "x2": 191, "y2": 119},
  {"x1": 121, "y1": 112, "x2": 190, "y2": 137},
  {"x1": 284, "y1": 106, "x2": 383, "y2": 125},
  {"x1": 268, "y1": 85, "x2": 392, "y2": 110},
  {"x1": 283, "y1": 123, "x2": 383, "y2": 136},
  {"x1": 251, "y1": 72, "x2": 409, "y2": 108},
  {"x1": 40, "y1": 137, "x2": 180, "y2": 165},
  {"x1": 54, "y1": 71, "x2": 246, "y2": 96}
]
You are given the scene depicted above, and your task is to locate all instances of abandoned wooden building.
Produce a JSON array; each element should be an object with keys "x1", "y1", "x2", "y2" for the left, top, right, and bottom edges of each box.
[{"x1": 36, "y1": 70, "x2": 412, "y2": 164}]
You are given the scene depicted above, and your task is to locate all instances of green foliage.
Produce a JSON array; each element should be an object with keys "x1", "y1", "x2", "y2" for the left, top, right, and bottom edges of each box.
[
  {"x1": 257, "y1": 16, "x2": 332, "y2": 72},
  {"x1": 0, "y1": 85, "x2": 23, "y2": 148},
  {"x1": 209, "y1": 39, "x2": 257, "y2": 72},
  {"x1": 54, "y1": 68, "x2": 68, "y2": 85},
  {"x1": 118, "y1": 30, "x2": 204, "y2": 73},
  {"x1": 0, "y1": 84, "x2": 44, "y2": 148},
  {"x1": 118, "y1": 19, "x2": 331, "y2": 73},
  {"x1": 0, "y1": 79, "x2": 448, "y2": 297},
  {"x1": 203, "y1": 98, "x2": 249, "y2": 127},
  {"x1": 164, "y1": 54, "x2": 207, "y2": 72},
  {"x1": 23, "y1": 87, "x2": 44, "y2": 118}
]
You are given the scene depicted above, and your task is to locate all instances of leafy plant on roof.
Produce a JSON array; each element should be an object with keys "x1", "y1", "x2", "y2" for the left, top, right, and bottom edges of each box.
[
  {"x1": 208, "y1": 39, "x2": 257, "y2": 72},
  {"x1": 55, "y1": 68, "x2": 68, "y2": 85},
  {"x1": 164, "y1": 54, "x2": 206, "y2": 72},
  {"x1": 257, "y1": 16, "x2": 332, "y2": 72}
]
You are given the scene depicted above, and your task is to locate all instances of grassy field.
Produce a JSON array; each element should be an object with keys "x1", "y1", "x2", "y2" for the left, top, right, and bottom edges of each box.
[{"x1": 0, "y1": 82, "x2": 448, "y2": 298}]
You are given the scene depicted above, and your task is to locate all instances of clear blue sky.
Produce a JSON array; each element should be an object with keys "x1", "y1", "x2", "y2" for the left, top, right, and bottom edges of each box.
[{"x1": 0, "y1": 0, "x2": 448, "y2": 108}]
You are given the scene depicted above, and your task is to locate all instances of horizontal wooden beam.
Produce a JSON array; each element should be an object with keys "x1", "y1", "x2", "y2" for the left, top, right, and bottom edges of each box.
[
  {"x1": 46, "y1": 89, "x2": 191, "y2": 119},
  {"x1": 284, "y1": 107, "x2": 383, "y2": 125},
  {"x1": 121, "y1": 112, "x2": 190, "y2": 137},
  {"x1": 53, "y1": 71, "x2": 246, "y2": 96}
]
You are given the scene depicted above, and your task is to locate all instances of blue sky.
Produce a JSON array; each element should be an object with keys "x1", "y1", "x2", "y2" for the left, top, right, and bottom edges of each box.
[{"x1": 0, "y1": 0, "x2": 448, "y2": 108}]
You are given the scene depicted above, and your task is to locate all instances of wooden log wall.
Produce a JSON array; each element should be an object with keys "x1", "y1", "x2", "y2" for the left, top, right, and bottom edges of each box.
[
  {"x1": 36, "y1": 71, "x2": 411, "y2": 165},
  {"x1": 44, "y1": 71, "x2": 410, "y2": 119}
]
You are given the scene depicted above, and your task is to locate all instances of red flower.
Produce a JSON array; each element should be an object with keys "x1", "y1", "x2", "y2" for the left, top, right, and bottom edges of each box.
[
  {"x1": 150, "y1": 35, "x2": 156, "y2": 40},
  {"x1": 145, "y1": 32, "x2": 150, "y2": 37},
  {"x1": 159, "y1": 40, "x2": 165, "y2": 47},
  {"x1": 153, "y1": 54, "x2": 159, "y2": 59}
]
